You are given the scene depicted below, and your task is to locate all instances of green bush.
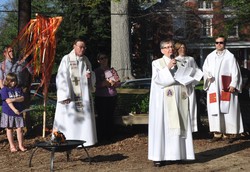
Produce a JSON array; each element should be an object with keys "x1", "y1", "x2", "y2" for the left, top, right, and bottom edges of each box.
[
  {"x1": 29, "y1": 104, "x2": 55, "y2": 128},
  {"x1": 130, "y1": 93, "x2": 149, "y2": 114}
]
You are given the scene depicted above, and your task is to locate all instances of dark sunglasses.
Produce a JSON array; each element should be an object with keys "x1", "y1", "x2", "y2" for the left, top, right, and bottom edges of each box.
[
  {"x1": 215, "y1": 42, "x2": 224, "y2": 44},
  {"x1": 99, "y1": 56, "x2": 107, "y2": 60}
]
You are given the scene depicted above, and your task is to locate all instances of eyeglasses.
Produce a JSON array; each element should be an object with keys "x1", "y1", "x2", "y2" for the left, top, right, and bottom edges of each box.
[
  {"x1": 75, "y1": 45, "x2": 87, "y2": 49},
  {"x1": 161, "y1": 46, "x2": 174, "y2": 49},
  {"x1": 215, "y1": 42, "x2": 224, "y2": 44},
  {"x1": 6, "y1": 49, "x2": 13, "y2": 53},
  {"x1": 99, "y1": 57, "x2": 107, "y2": 60}
]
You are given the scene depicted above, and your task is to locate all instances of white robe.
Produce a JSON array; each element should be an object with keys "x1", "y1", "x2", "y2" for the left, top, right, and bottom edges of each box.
[
  {"x1": 176, "y1": 55, "x2": 199, "y2": 132},
  {"x1": 202, "y1": 49, "x2": 244, "y2": 134},
  {"x1": 148, "y1": 56, "x2": 195, "y2": 161},
  {"x1": 53, "y1": 50, "x2": 97, "y2": 146}
]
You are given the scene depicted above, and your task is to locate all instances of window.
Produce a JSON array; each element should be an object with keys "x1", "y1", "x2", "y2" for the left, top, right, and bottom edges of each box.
[
  {"x1": 200, "y1": 16, "x2": 213, "y2": 37},
  {"x1": 173, "y1": 16, "x2": 186, "y2": 38},
  {"x1": 198, "y1": 0, "x2": 213, "y2": 10},
  {"x1": 228, "y1": 25, "x2": 238, "y2": 38},
  {"x1": 225, "y1": 15, "x2": 239, "y2": 38}
]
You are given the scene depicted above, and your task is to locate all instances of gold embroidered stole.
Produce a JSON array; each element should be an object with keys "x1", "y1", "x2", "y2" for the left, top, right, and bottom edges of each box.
[
  {"x1": 159, "y1": 58, "x2": 188, "y2": 136},
  {"x1": 69, "y1": 55, "x2": 83, "y2": 112}
]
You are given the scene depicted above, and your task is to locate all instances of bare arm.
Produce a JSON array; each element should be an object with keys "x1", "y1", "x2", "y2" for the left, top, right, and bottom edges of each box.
[
  {"x1": 0, "y1": 79, "x2": 4, "y2": 89},
  {"x1": 6, "y1": 96, "x2": 24, "y2": 103},
  {"x1": 6, "y1": 98, "x2": 20, "y2": 115}
]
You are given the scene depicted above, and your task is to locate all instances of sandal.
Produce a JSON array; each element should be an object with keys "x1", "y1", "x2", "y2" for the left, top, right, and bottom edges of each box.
[
  {"x1": 19, "y1": 146, "x2": 27, "y2": 152},
  {"x1": 10, "y1": 147, "x2": 17, "y2": 153}
]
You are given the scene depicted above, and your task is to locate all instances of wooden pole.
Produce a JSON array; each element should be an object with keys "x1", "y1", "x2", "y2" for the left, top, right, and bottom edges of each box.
[{"x1": 42, "y1": 97, "x2": 47, "y2": 137}]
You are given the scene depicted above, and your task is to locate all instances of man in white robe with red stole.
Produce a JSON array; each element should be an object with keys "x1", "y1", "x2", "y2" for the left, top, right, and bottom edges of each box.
[
  {"x1": 53, "y1": 38, "x2": 97, "y2": 146},
  {"x1": 203, "y1": 35, "x2": 243, "y2": 143},
  {"x1": 148, "y1": 39, "x2": 195, "y2": 167}
]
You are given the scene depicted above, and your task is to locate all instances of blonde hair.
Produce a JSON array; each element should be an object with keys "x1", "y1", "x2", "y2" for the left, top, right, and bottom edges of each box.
[
  {"x1": 4, "y1": 72, "x2": 18, "y2": 87},
  {"x1": 174, "y1": 41, "x2": 186, "y2": 56}
]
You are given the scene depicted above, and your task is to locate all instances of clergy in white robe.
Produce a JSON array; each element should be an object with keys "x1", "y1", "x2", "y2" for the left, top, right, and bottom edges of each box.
[
  {"x1": 148, "y1": 40, "x2": 195, "y2": 166},
  {"x1": 53, "y1": 39, "x2": 97, "y2": 146},
  {"x1": 202, "y1": 35, "x2": 243, "y2": 141},
  {"x1": 175, "y1": 41, "x2": 200, "y2": 132}
]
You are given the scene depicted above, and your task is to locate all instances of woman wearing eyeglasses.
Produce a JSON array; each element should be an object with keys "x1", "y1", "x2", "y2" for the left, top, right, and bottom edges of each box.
[
  {"x1": 94, "y1": 53, "x2": 120, "y2": 142},
  {"x1": 203, "y1": 35, "x2": 243, "y2": 143},
  {"x1": 175, "y1": 41, "x2": 200, "y2": 133}
]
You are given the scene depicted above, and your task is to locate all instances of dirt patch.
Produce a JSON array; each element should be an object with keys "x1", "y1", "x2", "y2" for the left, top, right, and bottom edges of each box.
[{"x1": 0, "y1": 125, "x2": 250, "y2": 172}]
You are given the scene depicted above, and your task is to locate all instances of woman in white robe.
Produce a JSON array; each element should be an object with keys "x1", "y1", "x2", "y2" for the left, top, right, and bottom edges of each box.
[
  {"x1": 148, "y1": 40, "x2": 195, "y2": 167},
  {"x1": 53, "y1": 39, "x2": 97, "y2": 146},
  {"x1": 175, "y1": 41, "x2": 199, "y2": 132}
]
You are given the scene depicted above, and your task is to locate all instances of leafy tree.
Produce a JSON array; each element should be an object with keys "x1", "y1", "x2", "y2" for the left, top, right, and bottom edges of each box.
[
  {"x1": 0, "y1": 0, "x2": 18, "y2": 60},
  {"x1": 51, "y1": 0, "x2": 111, "y2": 69},
  {"x1": 224, "y1": 0, "x2": 250, "y2": 24},
  {"x1": 0, "y1": 0, "x2": 111, "y2": 69},
  {"x1": 223, "y1": 0, "x2": 250, "y2": 39}
]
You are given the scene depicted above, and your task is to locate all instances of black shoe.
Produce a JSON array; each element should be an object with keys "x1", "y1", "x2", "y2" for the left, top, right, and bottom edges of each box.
[
  {"x1": 153, "y1": 161, "x2": 163, "y2": 167},
  {"x1": 208, "y1": 137, "x2": 222, "y2": 143}
]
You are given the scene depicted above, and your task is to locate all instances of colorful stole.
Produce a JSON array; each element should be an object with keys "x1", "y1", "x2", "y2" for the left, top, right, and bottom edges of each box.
[
  {"x1": 209, "y1": 91, "x2": 231, "y2": 114},
  {"x1": 208, "y1": 52, "x2": 231, "y2": 114}
]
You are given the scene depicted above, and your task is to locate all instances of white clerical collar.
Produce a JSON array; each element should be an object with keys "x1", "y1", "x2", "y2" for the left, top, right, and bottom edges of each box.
[
  {"x1": 72, "y1": 49, "x2": 83, "y2": 61},
  {"x1": 163, "y1": 55, "x2": 170, "y2": 60},
  {"x1": 77, "y1": 56, "x2": 83, "y2": 61},
  {"x1": 216, "y1": 49, "x2": 225, "y2": 56}
]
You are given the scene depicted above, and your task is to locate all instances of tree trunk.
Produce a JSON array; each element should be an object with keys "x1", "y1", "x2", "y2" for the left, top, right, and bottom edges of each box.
[
  {"x1": 18, "y1": 0, "x2": 31, "y2": 33},
  {"x1": 111, "y1": 0, "x2": 134, "y2": 81},
  {"x1": 18, "y1": 0, "x2": 32, "y2": 136}
]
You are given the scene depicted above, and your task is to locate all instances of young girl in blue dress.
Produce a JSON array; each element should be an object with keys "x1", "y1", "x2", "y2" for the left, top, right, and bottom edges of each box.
[{"x1": 0, "y1": 72, "x2": 27, "y2": 152}]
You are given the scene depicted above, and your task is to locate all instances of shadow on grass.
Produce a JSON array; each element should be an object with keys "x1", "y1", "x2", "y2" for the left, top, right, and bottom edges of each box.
[
  {"x1": 176, "y1": 140, "x2": 250, "y2": 165},
  {"x1": 96, "y1": 124, "x2": 148, "y2": 146},
  {"x1": 81, "y1": 153, "x2": 128, "y2": 163},
  {"x1": 195, "y1": 140, "x2": 250, "y2": 163}
]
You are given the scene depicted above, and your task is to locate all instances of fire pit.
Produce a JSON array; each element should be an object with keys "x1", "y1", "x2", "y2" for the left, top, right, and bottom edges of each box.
[{"x1": 29, "y1": 140, "x2": 91, "y2": 171}]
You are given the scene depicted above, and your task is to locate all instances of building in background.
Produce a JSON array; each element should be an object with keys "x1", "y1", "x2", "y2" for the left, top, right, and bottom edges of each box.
[
  {"x1": 185, "y1": 0, "x2": 250, "y2": 68},
  {"x1": 130, "y1": 0, "x2": 250, "y2": 78}
]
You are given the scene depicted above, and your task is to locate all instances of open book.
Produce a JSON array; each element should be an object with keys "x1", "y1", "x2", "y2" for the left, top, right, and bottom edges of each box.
[
  {"x1": 174, "y1": 65, "x2": 203, "y2": 86},
  {"x1": 104, "y1": 68, "x2": 120, "y2": 82}
]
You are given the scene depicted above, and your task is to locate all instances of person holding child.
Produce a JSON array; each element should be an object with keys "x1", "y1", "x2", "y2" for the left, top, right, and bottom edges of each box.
[{"x1": 0, "y1": 72, "x2": 27, "y2": 152}]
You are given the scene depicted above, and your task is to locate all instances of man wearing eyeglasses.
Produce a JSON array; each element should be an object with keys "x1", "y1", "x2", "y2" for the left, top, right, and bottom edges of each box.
[
  {"x1": 148, "y1": 39, "x2": 195, "y2": 167},
  {"x1": 203, "y1": 35, "x2": 243, "y2": 144},
  {"x1": 53, "y1": 38, "x2": 97, "y2": 147}
]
